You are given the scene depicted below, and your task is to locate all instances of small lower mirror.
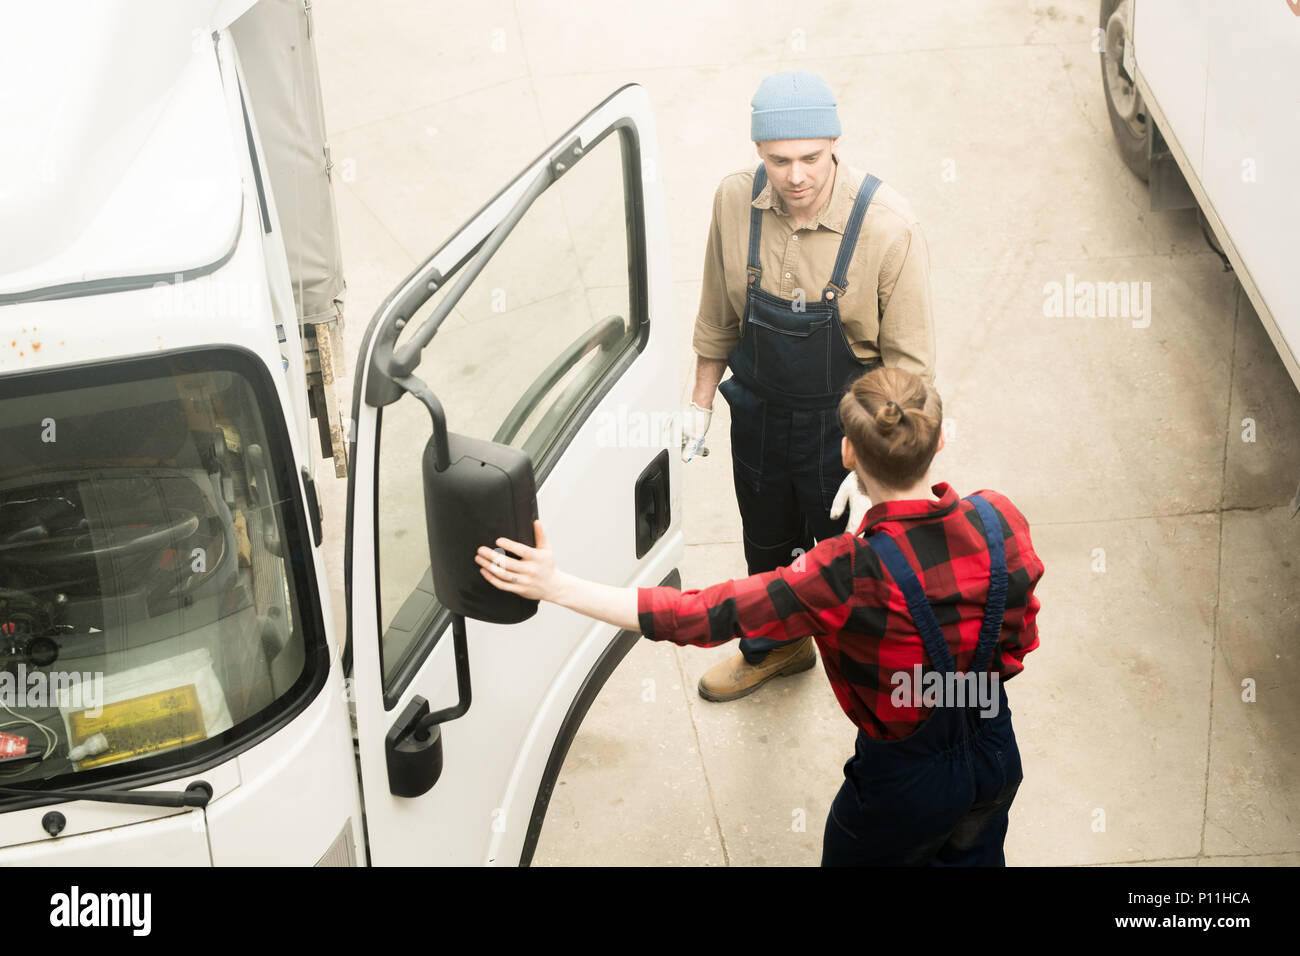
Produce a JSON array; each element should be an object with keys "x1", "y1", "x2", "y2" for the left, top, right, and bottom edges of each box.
[
  {"x1": 423, "y1": 431, "x2": 539, "y2": 624},
  {"x1": 386, "y1": 696, "x2": 443, "y2": 797}
]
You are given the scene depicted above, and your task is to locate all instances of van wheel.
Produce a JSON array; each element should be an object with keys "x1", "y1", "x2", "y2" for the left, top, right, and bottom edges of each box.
[{"x1": 1099, "y1": 0, "x2": 1149, "y2": 181}]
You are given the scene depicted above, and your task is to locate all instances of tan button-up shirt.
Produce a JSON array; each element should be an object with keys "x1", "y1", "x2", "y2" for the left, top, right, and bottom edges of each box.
[{"x1": 692, "y1": 156, "x2": 936, "y2": 382}]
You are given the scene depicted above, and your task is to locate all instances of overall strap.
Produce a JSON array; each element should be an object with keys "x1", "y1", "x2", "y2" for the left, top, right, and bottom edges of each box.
[
  {"x1": 747, "y1": 163, "x2": 767, "y2": 280},
  {"x1": 966, "y1": 494, "x2": 1009, "y2": 674},
  {"x1": 865, "y1": 531, "x2": 956, "y2": 675},
  {"x1": 826, "y1": 173, "x2": 882, "y2": 297}
]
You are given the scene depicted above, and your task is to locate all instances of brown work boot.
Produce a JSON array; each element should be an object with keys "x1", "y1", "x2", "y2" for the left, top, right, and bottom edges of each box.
[{"x1": 697, "y1": 636, "x2": 818, "y2": 702}]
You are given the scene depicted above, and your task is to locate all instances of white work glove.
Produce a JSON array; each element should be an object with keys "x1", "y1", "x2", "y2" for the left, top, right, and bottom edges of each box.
[
  {"x1": 830, "y1": 471, "x2": 871, "y2": 534},
  {"x1": 681, "y1": 402, "x2": 712, "y2": 462}
]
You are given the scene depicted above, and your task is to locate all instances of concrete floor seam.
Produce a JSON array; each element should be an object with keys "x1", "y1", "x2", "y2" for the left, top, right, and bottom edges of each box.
[
  {"x1": 1028, "y1": 502, "x2": 1280, "y2": 529},
  {"x1": 1199, "y1": 284, "x2": 1242, "y2": 856},
  {"x1": 330, "y1": 74, "x2": 528, "y2": 139},
  {"x1": 338, "y1": 179, "x2": 422, "y2": 269},
  {"x1": 1081, "y1": 850, "x2": 1293, "y2": 866},
  {"x1": 672, "y1": 645, "x2": 731, "y2": 866}
]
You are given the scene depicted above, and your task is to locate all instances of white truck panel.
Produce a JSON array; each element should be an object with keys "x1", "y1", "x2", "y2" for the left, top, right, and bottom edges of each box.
[
  {"x1": 1200, "y1": 3, "x2": 1300, "y2": 361},
  {"x1": 0, "y1": 2, "x2": 242, "y2": 294},
  {"x1": 1133, "y1": 0, "x2": 1211, "y2": 177},
  {"x1": 1134, "y1": 0, "x2": 1300, "y2": 387}
]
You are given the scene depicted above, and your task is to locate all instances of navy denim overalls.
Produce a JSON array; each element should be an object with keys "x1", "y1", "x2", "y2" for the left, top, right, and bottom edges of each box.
[
  {"x1": 821, "y1": 494, "x2": 1024, "y2": 866},
  {"x1": 718, "y1": 162, "x2": 883, "y2": 664}
]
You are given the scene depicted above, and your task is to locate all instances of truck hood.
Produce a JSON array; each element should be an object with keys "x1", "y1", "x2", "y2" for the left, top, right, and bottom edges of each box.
[{"x1": 0, "y1": 0, "x2": 254, "y2": 297}]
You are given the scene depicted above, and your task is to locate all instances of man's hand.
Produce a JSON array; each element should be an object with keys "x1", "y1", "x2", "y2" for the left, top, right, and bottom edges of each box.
[
  {"x1": 681, "y1": 401, "x2": 712, "y2": 462},
  {"x1": 476, "y1": 520, "x2": 557, "y2": 601},
  {"x1": 830, "y1": 471, "x2": 871, "y2": 534}
]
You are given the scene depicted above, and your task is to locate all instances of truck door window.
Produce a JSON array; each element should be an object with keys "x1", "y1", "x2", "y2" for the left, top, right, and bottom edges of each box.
[{"x1": 375, "y1": 127, "x2": 644, "y2": 700}]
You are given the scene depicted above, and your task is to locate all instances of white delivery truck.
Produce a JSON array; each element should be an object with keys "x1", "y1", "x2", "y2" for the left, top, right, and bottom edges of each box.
[
  {"x1": 0, "y1": 0, "x2": 681, "y2": 865},
  {"x1": 1098, "y1": 0, "x2": 1300, "y2": 508}
]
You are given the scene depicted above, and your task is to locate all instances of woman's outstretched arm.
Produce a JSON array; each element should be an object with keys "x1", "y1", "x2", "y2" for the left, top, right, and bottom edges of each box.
[
  {"x1": 477, "y1": 518, "x2": 860, "y2": 649},
  {"x1": 475, "y1": 520, "x2": 639, "y2": 631}
]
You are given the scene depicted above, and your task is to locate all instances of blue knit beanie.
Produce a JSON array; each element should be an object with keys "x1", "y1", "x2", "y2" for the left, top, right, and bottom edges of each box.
[{"x1": 750, "y1": 70, "x2": 841, "y2": 142}]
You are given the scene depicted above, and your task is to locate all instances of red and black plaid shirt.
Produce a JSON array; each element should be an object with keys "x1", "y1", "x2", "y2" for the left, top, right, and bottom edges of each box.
[{"x1": 637, "y1": 483, "x2": 1044, "y2": 740}]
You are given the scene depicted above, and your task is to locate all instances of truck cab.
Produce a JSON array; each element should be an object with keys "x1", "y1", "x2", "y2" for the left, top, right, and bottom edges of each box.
[{"x1": 0, "y1": 0, "x2": 680, "y2": 865}]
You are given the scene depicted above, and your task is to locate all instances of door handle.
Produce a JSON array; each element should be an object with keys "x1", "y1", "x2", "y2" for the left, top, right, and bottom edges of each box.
[{"x1": 634, "y1": 449, "x2": 671, "y2": 559}]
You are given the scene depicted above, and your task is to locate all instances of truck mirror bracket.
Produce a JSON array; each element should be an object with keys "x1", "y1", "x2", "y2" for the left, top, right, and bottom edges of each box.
[{"x1": 385, "y1": 613, "x2": 472, "y2": 798}]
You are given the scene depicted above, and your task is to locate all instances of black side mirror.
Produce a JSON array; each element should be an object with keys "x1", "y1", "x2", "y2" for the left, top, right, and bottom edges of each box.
[
  {"x1": 386, "y1": 430, "x2": 539, "y2": 798},
  {"x1": 423, "y1": 430, "x2": 539, "y2": 624},
  {"x1": 373, "y1": 315, "x2": 543, "y2": 795}
]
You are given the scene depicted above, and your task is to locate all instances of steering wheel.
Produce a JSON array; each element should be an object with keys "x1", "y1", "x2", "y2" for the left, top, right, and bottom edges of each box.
[{"x1": 1, "y1": 509, "x2": 201, "y2": 567}]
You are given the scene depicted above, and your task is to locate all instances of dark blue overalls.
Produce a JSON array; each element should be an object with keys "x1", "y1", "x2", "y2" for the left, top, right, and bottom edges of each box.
[
  {"x1": 719, "y1": 163, "x2": 883, "y2": 665},
  {"x1": 821, "y1": 494, "x2": 1024, "y2": 866}
]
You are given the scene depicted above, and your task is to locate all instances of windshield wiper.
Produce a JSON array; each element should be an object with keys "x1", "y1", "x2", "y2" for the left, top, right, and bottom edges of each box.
[{"x1": 0, "y1": 779, "x2": 212, "y2": 808}]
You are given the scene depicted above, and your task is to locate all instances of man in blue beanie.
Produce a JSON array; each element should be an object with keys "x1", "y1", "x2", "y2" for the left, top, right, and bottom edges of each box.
[{"x1": 680, "y1": 69, "x2": 937, "y2": 701}]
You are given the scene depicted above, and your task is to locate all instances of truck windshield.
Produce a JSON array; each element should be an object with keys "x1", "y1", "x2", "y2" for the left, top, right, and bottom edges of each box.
[{"x1": 0, "y1": 349, "x2": 323, "y2": 796}]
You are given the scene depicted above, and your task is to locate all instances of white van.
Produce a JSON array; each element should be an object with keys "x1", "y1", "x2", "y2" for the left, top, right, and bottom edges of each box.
[{"x1": 1099, "y1": 0, "x2": 1300, "y2": 502}]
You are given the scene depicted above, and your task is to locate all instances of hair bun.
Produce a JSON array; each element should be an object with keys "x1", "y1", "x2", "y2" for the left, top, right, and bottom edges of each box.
[
  {"x1": 875, "y1": 400, "x2": 904, "y2": 432},
  {"x1": 838, "y1": 366, "x2": 943, "y2": 489}
]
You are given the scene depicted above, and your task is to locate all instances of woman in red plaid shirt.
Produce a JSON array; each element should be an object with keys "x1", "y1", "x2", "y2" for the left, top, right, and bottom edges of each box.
[{"x1": 477, "y1": 366, "x2": 1044, "y2": 866}]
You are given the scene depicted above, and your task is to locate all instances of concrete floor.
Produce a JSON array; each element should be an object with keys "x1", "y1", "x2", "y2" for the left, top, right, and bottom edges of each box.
[{"x1": 309, "y1": 0, "x2": 1300, "y2": 865}]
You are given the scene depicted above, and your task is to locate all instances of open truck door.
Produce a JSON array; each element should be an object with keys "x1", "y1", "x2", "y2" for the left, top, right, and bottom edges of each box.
[{"x1": 345, "y1": 85, "x2": 681, "y2": 865}]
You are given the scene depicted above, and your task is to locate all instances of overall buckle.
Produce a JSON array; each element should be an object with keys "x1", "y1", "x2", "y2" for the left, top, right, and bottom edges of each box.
[{"x1": 823, "y1": 281, "x2": 847, "y2": 301}]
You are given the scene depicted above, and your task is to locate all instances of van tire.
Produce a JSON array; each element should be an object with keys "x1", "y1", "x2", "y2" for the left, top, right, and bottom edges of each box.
[{"x1": 1099, "y1": 0, "x2": 1150, "y2": 182}]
